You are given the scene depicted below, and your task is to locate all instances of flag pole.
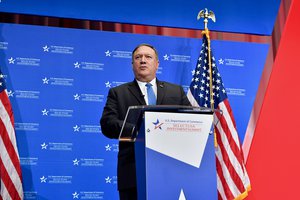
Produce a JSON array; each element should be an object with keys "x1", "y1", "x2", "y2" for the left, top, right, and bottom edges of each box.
[{"x1": 197, "y1": 8, "x2": 217, "y2": 146}]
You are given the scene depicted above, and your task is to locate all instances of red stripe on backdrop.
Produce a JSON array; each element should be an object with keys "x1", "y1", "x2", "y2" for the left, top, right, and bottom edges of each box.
[{"x1": 246, "y1": 0, "x2": 300, "y2": 199}]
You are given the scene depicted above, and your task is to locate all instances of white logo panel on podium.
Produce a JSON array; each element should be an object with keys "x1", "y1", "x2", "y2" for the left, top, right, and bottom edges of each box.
[{"x1": 144, "y1": 112, "x2": 213, "y2": 168}]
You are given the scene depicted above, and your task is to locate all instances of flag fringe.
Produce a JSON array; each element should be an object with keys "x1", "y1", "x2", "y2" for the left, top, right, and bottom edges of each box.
[{"x1": 234, "y1": 185, "x2": 252, "y2": 200}]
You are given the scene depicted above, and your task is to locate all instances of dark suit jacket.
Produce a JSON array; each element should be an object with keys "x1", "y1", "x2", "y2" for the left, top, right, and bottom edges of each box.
[{"x1": 100, "y1": 79, "x2": 191, "y2": 190}]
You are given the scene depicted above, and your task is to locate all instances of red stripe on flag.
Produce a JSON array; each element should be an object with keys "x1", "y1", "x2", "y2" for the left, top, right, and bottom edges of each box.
[
  {"x1": 215, "y1": 126, "x2": 246, "y2": 194},
  {"x1": 0, "y1": 91, "x2": 14, "y2": 125},
  {"x1": 0, "y1": 119, "x2": 22, "y2": 179},
  {"x1": 216, "y1": 101, "x2": 245, "y2": 169},
  {"x1": 216, "y1": 156, "x2": 234, "y2": 200},
  {"x1": 0, "y1": 158, "x2": 21, "y2": 200}
]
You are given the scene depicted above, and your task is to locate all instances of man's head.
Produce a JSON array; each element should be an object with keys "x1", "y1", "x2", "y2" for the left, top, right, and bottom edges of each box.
[{"x1": 132, "y1": 43, "x2": 159, "y2": 82}]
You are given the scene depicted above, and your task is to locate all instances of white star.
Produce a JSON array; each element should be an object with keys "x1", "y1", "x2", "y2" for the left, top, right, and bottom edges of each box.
[
  {"x1": 0, "y1": 73, "x2": 4, "y2": 79},
  {"x1": 42, "y1": 109, "x2": 49, "y2": 116},
  {"x1": 218, "y1": 58, "x2": 224, "y2": 65},
  {"x1": 163, "y1": 54, "x2": 169, "y2": 61},
  {"x1": 42, "y1": 77, "x2": 49, "y2": 84},
  {"x1": 105, "y1": 176, "x2": 112, "y2": 183},
  {"x1": 73, "y1": 94, "x2": 80, "y2": 100},
  {"x1": 105, "y1": 144, "x2": 112, "y2": 151},
  {"x1": 105, "y1": 50, "x2": 111, "y2": 56},
  {"x1": 73, "y1": 159, "x2": 80, "y2": 165},
  {"x1": 179, "y1": 189, "x2": 186, "y2": 200},
  {"x1": 74, "y1": 62, "x2": 80, "y2": 68},
  {"x1": 43, "y1": 45, "x2": 49, "y2": 52},
  {"x1": 8, "y1": 57, "x2": 15, "y2": 64},
  {"x1": 7, "y1": 90, "x2": 14, "y2": 97},
  {"x1": 193, "y1": 84, "x2": 198, "y2": 89},
  {"x1": 105, "y1": 81, "x2": 111, "y2": 88},
  {"x1": 41, "y1": 142, "x2": 48, "y2": 149},
  {"x1": 73, "y1": 125, "x2": 80, "y2": 132},
  {"x1": 40, "y1": 176, "x2": 47, "y2": 183},
  {"x1": 72, "y1": 192, "x2": 79, "y2": 199}
]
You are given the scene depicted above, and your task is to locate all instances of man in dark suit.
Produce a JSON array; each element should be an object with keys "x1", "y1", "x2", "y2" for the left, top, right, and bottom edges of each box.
[{"x1": 100, "y1": 43, "x2": 191, "y2": 200}]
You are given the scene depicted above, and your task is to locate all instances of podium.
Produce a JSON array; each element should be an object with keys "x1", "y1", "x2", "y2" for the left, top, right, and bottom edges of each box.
[{"x1": 119, "y1": 106, "x2": 218, "y2": 200}]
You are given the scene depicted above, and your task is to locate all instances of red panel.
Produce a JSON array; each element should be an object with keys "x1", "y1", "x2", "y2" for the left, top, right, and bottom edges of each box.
[{"x1": 246, "y1": 0, "x2": 300, "y2": 199}]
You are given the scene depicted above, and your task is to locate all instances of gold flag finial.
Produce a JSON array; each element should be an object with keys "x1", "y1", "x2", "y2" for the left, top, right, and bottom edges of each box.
[{"x1": 197, "y1": 8, "x2": 216, "y2": 30}]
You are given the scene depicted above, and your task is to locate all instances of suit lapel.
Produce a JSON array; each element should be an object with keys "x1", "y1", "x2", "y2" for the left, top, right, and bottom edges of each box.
[
  {"x1": 127, "y1": 80, "x2": 146, "y2": 105},
  {"x1": 156, "y1": 80, "x2": 165, "y2": 105}
]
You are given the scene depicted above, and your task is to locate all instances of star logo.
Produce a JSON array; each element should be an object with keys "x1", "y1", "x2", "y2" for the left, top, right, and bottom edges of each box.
[
  {"x1": 105, "y1": 176, "x2": 112, "y2": 183},
  {"x1": 74, "y1": 62, "x2": 80, "y2": 68},
  {"x1": 7, "y1": 90, "x2": 14, "y2": 97},
  {"x1": 153, "y1": 119, "x2": 163, "y2": 130},
  {"x1": 40, "y1": 176, "x2": 47, "y2": 183},
  {"x1": 73, "y1": 94, "x2": 80, "y2": 100},
  {"x1": 72, "y1": 192, "x2": 79, "y2": 199},
  {"x1": 43, "y1": 45, "x2": 50, "y2": 52},
  {"x1": 105, "y1": 144, "x2": 112, "y2": 151},
  {"x1": 179, "y1": 189, "x2": 186, "y2": 200},
  {"x1": 73, "y1": 125, "x2": 80, "y2": 132},
  {"x1": 42, "y1": 109, "x2": 49, "y2": 116},
  {"x1": 73, "y1": 158, "x2": 80, "y2": 166},
  {"x1": 42, "y1": 77, "x2": 49, "y2": 84},
  {"x1": 0, "y1": 73, "x2": 4, "y2": 79},
  {"x1": 163, "y1": 54, "x2": 169, "y2": 61},
  {"x1": 8, "y1": 57, "x2": 15, "y2": 64},
  {"x1": 41, "y1": 142, "x2": 48, "y2": 149},
  {"x1": 105, "y1": 50, "x2": 111, "y2": 57},
  {"x1": 218, "y1": 58, "x2": 224, "y2": 65},
  {"x1": 105, "y1": 81, "x2": 111, "y2": 88}
]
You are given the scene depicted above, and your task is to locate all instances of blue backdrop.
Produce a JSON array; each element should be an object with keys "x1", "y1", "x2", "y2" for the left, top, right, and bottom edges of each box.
[
  {"x1": 0, "y1": 23, "x2": 268, "y2": 199},
  {"x1": 0, "y1": 0, "x2": 280, "y2": 35}
]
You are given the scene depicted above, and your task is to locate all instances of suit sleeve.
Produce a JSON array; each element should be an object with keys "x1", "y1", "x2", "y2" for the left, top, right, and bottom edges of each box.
[{"x1": 100, "y1": 88, "x2": 123, "y2": 139}]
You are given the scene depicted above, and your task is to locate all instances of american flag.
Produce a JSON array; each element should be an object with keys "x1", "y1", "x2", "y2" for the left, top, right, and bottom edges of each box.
[
  {"x1": 187, "y1": 34, "x2": 250, "y2": 200},
  {"x1": 0, "y1": 69, "x2": 23, "y2": 200}
]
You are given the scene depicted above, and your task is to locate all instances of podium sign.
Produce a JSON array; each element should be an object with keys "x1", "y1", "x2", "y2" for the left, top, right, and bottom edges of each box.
[{"x1": 135, "y1": 109, "x2": 217, "y2": 200}]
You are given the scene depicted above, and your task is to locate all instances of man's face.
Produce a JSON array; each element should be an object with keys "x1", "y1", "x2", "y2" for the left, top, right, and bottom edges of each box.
[{"x1": 132, "y1": 45, "x2": 159, "y2": 82}]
